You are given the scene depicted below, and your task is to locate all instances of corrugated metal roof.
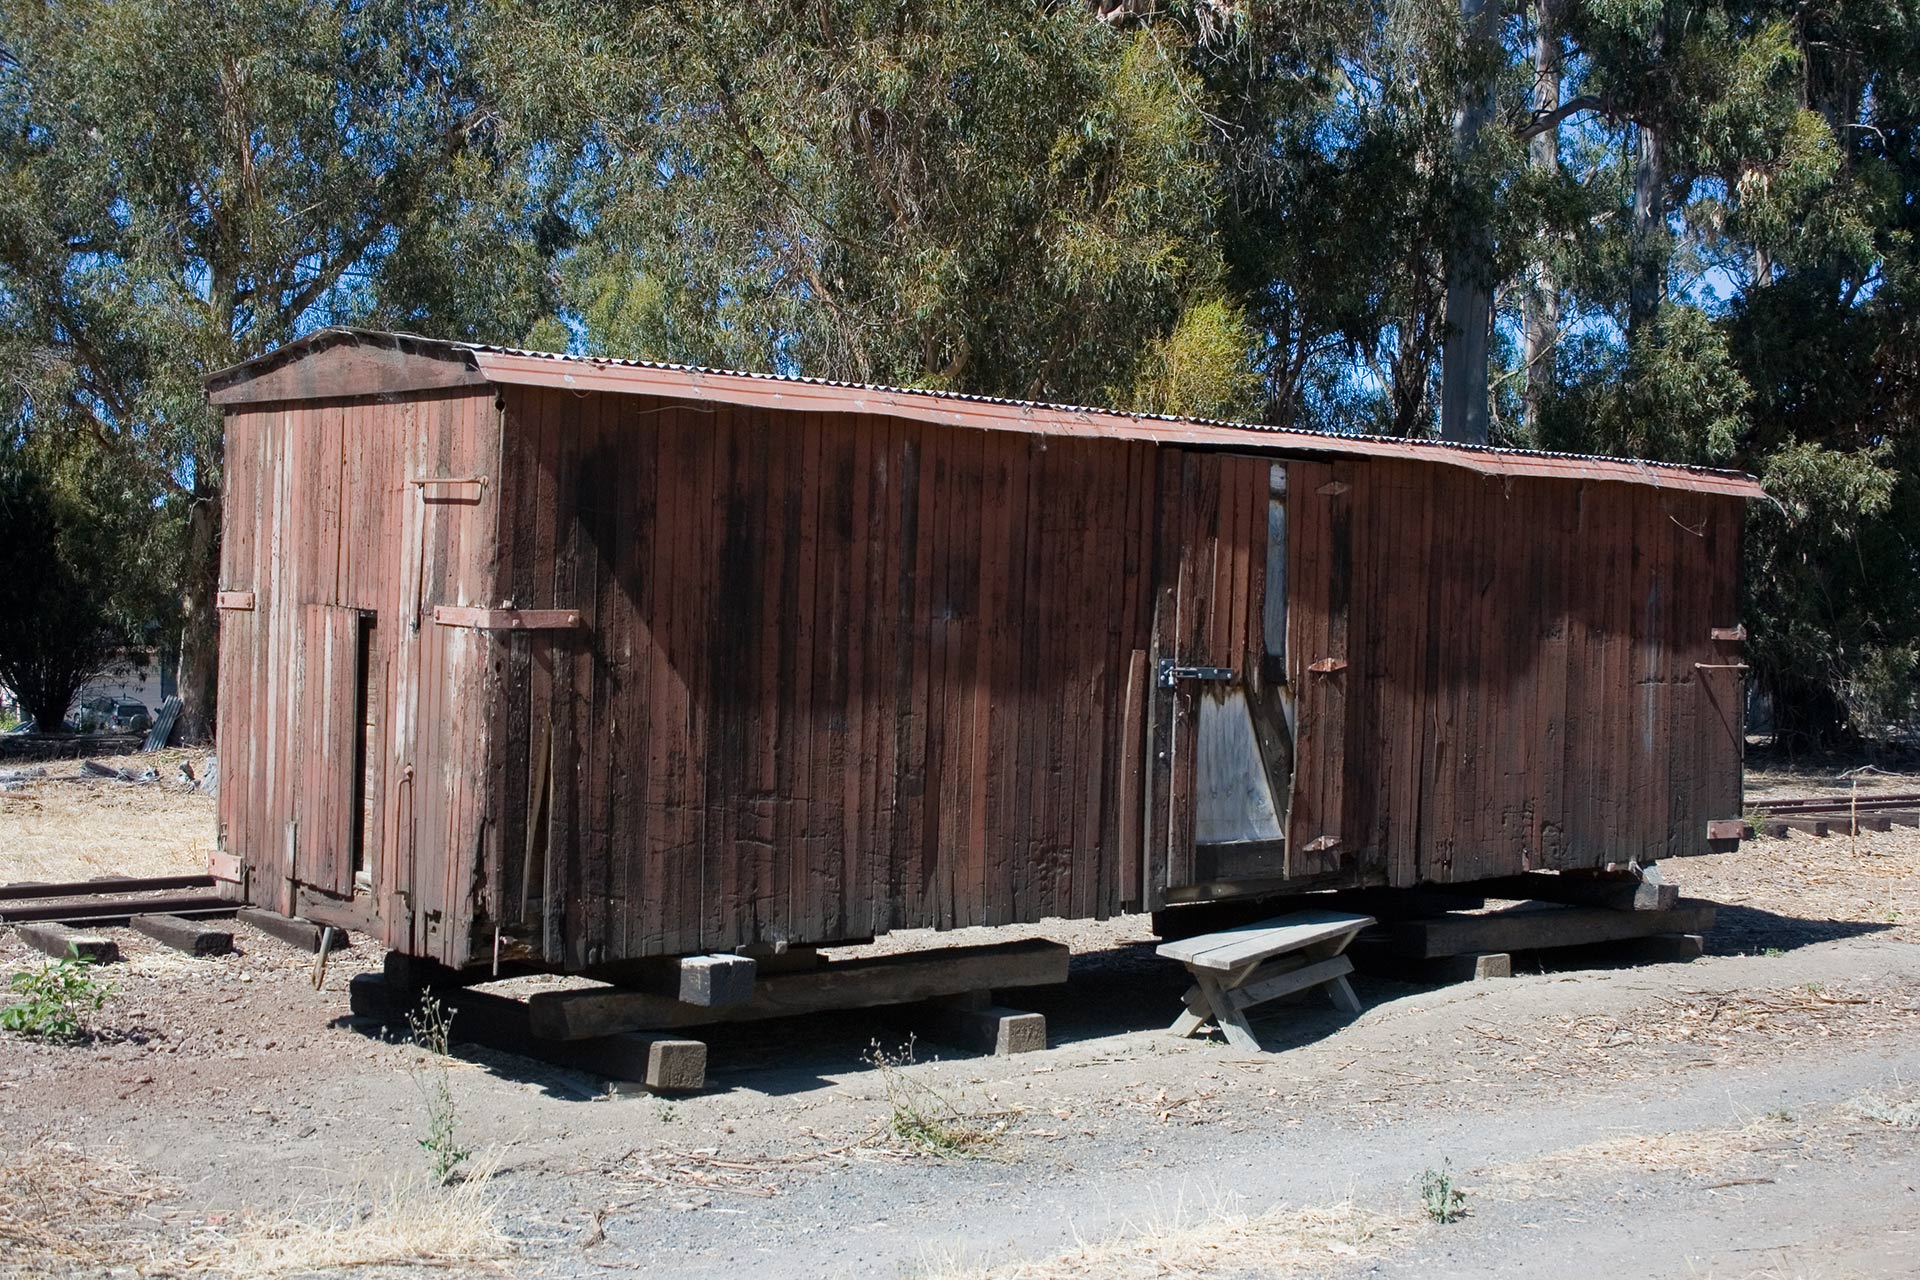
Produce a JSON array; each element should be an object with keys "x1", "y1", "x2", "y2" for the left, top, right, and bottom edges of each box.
[{"x1": 207, "y1": 328, "x2": 1769, "y2": 498}]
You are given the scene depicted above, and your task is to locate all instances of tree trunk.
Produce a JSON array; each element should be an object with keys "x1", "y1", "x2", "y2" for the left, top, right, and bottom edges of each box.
[
  {"x1": 173, "y1": 481, "x2": 221, "y2": 745},
  {"x1": 1629, "y1": 118, "x2": 1665, "y2": 335},
  {"x1": 1628, "y1": 15, "x2": 1668, "y2": 337},
  {"x1": 1439, "y1": 0, "x2": 1499, "y2": 445},
  {"x1": 1521, "y1": 0, "x2": 1561, "y2": 434}
]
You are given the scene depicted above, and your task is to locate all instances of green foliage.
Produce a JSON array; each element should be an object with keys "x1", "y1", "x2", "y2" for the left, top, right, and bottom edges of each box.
[
  {"x1": 1, "y1": 950, "x2": 114, "y2": 1040},
  {"x1": 1418, "y1": 1162, "x2": 1466, "y2": 1224},
  {"x1": 408, "y1": 995, "x2": 472, "y2": 1185},
  {"x1": 1127, "y1": 297, "x2": 1264, "y2": 421},
  {"x1": 865, "y1": 1039, "x2": 1001, "y2": 1158},
  {"x1": 1542, "y1": 305, "x2": 1750, "y2": 465},
  {"x1": 3, "y1": 0, "x2": 1918, "y2": 747},
  {"x1": 0, "y1": 449, "x2": 116, "y2": 728},
  {"x1": 0, "y1": 0, "x2": 566, "y2": 732},
  {"x1": 514, "y1": 2, "x2": 1221, "y2": 401}
]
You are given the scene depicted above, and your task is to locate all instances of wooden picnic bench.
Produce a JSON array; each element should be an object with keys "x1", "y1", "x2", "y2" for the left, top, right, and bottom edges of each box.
[{"x1": 1157, "y1": 910, "x2": 1374, "y2": 1050}]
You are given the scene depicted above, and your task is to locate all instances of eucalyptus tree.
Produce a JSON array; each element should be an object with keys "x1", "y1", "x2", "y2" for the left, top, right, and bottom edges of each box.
[
  {"x1": 508, "y1": 0, "x2": 1242, "y2": 411},
  {"x1": 0, "y1": 0, "x2": 559, "y2": 740}
]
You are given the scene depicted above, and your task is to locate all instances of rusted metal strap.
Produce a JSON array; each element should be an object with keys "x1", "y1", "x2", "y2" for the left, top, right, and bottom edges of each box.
[
  {"x1": 433, "y1": 606, "x2": 583, "y2": 631},
  {"x1": 215, "y1": 590, "x2": 255, "y2": 611}
]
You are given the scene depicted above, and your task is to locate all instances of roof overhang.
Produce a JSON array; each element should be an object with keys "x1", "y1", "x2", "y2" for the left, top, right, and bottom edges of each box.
[{"x1": 206, "y1": 328, "x2": 1768, "y2": 499}]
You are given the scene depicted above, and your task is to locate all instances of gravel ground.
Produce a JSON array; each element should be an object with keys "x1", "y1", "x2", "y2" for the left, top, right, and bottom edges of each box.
[{"x1": 1, "y1": 763, "x2": 1917, "y2": 1277}]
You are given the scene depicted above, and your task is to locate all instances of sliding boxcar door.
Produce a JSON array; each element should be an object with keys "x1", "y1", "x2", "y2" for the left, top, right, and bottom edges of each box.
[
  {"x1": 1147, "y1": 452, "x2": 1292, "y2": 902},
  {"x1": 1283, "y1": 460, "x2": 1352, "y2": 878}
]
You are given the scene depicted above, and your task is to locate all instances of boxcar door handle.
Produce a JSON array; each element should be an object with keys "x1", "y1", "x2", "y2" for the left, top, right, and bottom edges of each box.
[{"x1": 1158, "y1": 661, "x2": 1234, "y2": 688}]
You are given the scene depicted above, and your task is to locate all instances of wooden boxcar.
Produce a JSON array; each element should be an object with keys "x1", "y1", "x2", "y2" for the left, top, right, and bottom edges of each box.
[{"x1": 205, "y1": 329, "x2": 1764, "y2": 971}]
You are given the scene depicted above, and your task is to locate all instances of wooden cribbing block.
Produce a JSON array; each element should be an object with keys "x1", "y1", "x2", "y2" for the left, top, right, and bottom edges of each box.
[
  {"x1": 1381, "y1": 900, "x2": 1716, "y2": 960},
  {"x1": 1776, "y1": 817, "x2": 1831, "y2": 837},
  {"x1": 238, "y1": 907, "x2": 349, "y2": 953},
  {"x1": 130, "y1": 913, "x2": 232, "y2": 956},
  {"x1": 14, "y1": 921, "x2": 118, "y2": 964},
  {"x1": 349, "y1": 971, "x2": 402, "y2": 1022},
  {"x1": 1470, "y1": 871, "x2": 1678, "y2": 913},
  {"x1": 898, "y1": 995, "x2": 1048, "y2": 1056},
  {"x1": 529, "y1": 938, "x2": 1070, "y2": 1041},
  {"x1": 568, "y1": 1035, "x2": 707, "y2": 1092},
  {"x1": 672, "y1": 954, "x2": 757, "y2": 1006},
  {"x1": 1435, "y1": 952, "x2": 1511, "y2": 982}
]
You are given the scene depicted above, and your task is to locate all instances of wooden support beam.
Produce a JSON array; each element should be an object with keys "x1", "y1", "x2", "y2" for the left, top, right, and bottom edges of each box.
[
  {"x1": 14, "y1": 922, "x2": 118, "y2": 964},
  {"x1": 348, "y1": 976, "x2": 706, "y2": 1092},
  {"x1": 1468, "y1": 871, "x2": 1678, "y2": 913},
  {"x1": 238, "y1": 906, "x2": 350, "y2": 953},
  {"x1": 1379, "y1": 900, "x2": 1716, "y2": 960},
  {"x1": 130, "y1": 914, "x2": 233, "y2": 957},
  {"x1": 528, "y1": 938, "x2": 1070, "y2": 1041}
]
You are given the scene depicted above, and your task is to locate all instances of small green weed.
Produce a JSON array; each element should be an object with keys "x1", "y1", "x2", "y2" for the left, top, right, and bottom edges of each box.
[
  {"x1": 1762, "y1": 948, "x2": 1785, "y2": 958},
  {"x1": 867, "y1": 1039, "x2": 1001, "y2": 1158},
  {"x1": 1418, "y1": 1163, "x2": 1466, "y2": 1224},
  {"x1": 1, "y1": 948, "x2": 113, "y2": 1039},
  {"x1": 408, "y1": 995, "x2": 472, "y2": 1185}
]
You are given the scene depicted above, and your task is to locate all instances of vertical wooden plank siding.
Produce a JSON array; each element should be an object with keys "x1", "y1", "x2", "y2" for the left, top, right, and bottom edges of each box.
[
  {"x1": 1324, "y1": 465, "x2": 1745, "y2": 886},
  {"x1": 476, "y1": 389, "x2": 1161, "y2": 960}
]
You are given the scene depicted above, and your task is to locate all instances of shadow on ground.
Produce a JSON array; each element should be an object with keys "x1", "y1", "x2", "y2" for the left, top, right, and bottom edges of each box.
[{"x1": 332, "y1": 896, "x2": 1903, "y2": 1100}]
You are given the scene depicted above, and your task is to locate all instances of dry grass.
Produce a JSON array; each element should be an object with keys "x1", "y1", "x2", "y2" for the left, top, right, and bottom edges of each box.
[
  {"x1": 918, "y1": 1196, "x2": 1402, "y2": 1280},
  {"x1": 190, "y1": 1159, "x2": 511, "y2": 1277},
  {"x1": 0, "y1": 1140, "x2": 177, "y2": 1277},
  {"x1": 0, "y1": 751, "x2": 214, "y2": 882},
  {"x1": 1851, "y1": 1081, "x2": 1920, "y2": 1131},
  {"x1": 1478, "y1": 1115, "x2": 1803, "y2": 1200}
]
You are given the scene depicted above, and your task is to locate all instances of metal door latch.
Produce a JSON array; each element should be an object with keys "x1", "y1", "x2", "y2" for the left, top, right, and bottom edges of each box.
[{"x1": 1158, "y1": 661, "x2": 1234, "y2": 688}]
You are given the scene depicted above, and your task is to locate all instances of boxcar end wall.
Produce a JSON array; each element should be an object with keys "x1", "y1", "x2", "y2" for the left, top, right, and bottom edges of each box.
[{"x1": 210, "y1": 338, "x2": 1755, "y2": 972}]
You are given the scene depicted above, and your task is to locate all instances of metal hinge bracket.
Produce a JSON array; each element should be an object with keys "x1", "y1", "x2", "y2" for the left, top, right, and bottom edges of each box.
[{"x1": 1158, "y1": 661, "x2": 1234, "y2": 688}]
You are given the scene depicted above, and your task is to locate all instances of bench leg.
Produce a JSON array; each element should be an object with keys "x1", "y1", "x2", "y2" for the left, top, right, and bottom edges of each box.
[
  {"x1": 1196, "y1": 972, "x2": 1263, "y2": 1051},
  {"x1": 1169, "y1": 983, "x2": 1211, "y2": 1038},
  {"x1": 1324, "y1": 973, "x2": 1363, "y2": 1014}
]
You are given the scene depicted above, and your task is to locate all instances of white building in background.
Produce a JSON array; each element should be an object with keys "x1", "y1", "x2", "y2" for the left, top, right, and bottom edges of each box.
[
  {"x1": 67, "y1": 649, "x2": 175, "y2": 730},
  {"x1": 1, "y1": 649, "x2": 177, "y2": 731}
]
